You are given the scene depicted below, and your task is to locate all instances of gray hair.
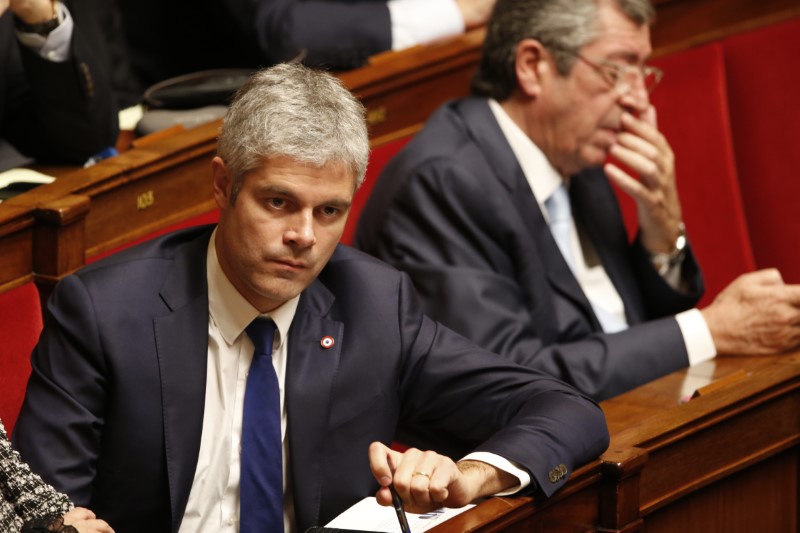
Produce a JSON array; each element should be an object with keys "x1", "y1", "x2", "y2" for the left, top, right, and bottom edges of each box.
[
  {"x1": 472, "y1": 0, "x2": 655, "y2": 100},
  {"x1": 217, "y1": 63, "x2": 370, "y2": 202}
]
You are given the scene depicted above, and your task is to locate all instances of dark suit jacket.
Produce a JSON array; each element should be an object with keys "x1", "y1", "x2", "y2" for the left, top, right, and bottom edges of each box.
[
  {"x1": 0, "y1": 10, "x2": 118, "y2": 167},
  {"x1": 118, "y1": 0, "x2": 390, "y2": 88},
  {"x1": 14, "y1": 226, "x2": 609, "y2": 533},
  {"x1": 356, "y1": 97, "x2": 705, "y2": 401}
]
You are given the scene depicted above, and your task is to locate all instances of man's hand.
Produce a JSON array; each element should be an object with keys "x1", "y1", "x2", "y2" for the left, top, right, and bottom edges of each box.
[
  {"x1": 701, "y1": 269, "x2": 800, "y2": 355},
  {"x1": 368, "y1": 442, "x2": 515, "y2": 514},
  {"x1": 455, "y1": 0, "x2": 496, "y2": 30},
  {"x1": 5, "y1": 0, "x2": 56, "y2": 23},
  {"x1": 605, "y1": 101, "x2": 684, "y2": 255},
  {"x1": 62, "y1": 507, "x2": 115, "y2": 533}
]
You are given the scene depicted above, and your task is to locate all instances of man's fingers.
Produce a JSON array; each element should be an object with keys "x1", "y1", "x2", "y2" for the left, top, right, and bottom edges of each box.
[
  {"x1": 368, "y1": 441, "x2": 394, "y2": 487},
  {"x1": 604, "y1": 163, "x2": 649, "y2": 202},
  {"x1": 615, "y1": 132, "x2": 659, "y2": 160},
  {"x1": 609, "y1": 144, "x2": 659, "y2": 186},
  {"x1": 620, "y1": 111, "x2": 658, "y2": 141}
]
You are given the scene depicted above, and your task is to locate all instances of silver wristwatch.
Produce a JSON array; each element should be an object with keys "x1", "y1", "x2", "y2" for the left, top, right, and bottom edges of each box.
[{"x1": 650, "y1": 222, "x2": 687, "y2": 276}]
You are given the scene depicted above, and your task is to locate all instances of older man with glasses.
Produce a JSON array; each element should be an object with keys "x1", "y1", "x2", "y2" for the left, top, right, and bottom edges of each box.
[{"x1": 356, "y1": 0, "x2": 800, "y2": 401}]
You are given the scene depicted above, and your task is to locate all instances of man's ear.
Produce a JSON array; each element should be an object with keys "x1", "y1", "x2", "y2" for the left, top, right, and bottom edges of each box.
[
  {"x1": 211, "y1": 156, "x2": 232, "y2": 208},
  {"x1": 515, "y1": 39, "x2": 548, "y2": 98}
]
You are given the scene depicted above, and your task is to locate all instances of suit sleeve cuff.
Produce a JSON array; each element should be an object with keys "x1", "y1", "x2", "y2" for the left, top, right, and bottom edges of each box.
[
  {"x1": 460, "y1": 452, "x2": 531, "y2": 496},
  {"x1": 675, "y1": 308, "x2": 717, "y2": 365},
  {"x1": 387, "y1": 0, "x2": 464, "y2": 50}
]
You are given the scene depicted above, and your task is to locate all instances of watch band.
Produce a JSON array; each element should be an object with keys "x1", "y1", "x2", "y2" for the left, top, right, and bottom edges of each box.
[
  {"x1": 650, "y1": 222, "x2": 687, "y2": 276},
  {"x1": 13, "y1": 1, "x2": 61, "y2": 36}
]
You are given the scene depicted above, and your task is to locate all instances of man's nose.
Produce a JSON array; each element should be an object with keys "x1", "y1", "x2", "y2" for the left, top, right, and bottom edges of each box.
[
  {"x1": 618, "y1": 81, "x2": 650, "y2": 115},
  {"x1": 284, "y1": 211, "x2": 317, "y2": 248}
]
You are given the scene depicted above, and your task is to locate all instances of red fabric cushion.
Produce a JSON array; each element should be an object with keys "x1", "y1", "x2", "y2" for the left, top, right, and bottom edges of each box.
[
  {"x1": 341, "y1": 136, "x2": 413, "y2": 246},
  {"x1": 0, "y1": 283, "x2": 42, "y2": 436},
  {"x1": 723, "y1": 17, "x2": 800, "y2": 283},
  {"x1": 620, "y1": 42, "x2": 755, "y2": 304}
]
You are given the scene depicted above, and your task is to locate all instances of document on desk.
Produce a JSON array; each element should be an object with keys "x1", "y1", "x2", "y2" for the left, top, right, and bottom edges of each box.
[
  {"x1": 0, "y1": 168, "x2": 55, "y2": 203},
  {"x1": 325, "y1": 497, "x2": 474, "y2": 532}
]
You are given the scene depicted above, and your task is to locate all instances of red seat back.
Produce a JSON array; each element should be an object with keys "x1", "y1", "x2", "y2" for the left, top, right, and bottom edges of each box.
[
  {"x1": 0, "y1": 282, "x2": 42, "y2": 436},
  {"x1": 615, "y1": 42, "x2": 755, "y2": 304},
  {"x1": 341, "y1": 136, "x2": 413, "y2": 246},
  {"x1": 723, "y1": 18, "x2": 800, "y2": 283}
]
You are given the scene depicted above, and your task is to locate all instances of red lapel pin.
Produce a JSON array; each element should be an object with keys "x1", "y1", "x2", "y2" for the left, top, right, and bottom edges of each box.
[{"x1": 320, "y1": 336, "x2": 335, "y2": 349}]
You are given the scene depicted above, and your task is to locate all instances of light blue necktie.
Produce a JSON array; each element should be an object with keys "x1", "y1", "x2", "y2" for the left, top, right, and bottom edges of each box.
[
  {"x1": 545, "y1": 184, "x2": 576, "y2": 270},
  {"x1": 241, "y1": 318, "x2": 284, "y2": 533},
  {"x1": 545, "y1": 184, "x2": 627, "y2": 333}
]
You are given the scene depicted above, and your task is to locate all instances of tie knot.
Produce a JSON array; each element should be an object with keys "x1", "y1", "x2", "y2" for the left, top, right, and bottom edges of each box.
[
  {"x1": 245, "y1": 318, "x2": 277, "y2": 357},
  {"x1": 545, "y1": 184, "x2": 571, "y2": 224}
]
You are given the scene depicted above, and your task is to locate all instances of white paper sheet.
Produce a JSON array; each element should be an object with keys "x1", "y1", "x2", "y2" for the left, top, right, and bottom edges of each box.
[{"x1": 325, "y1": 496, "x2": 474, "y2": 532}]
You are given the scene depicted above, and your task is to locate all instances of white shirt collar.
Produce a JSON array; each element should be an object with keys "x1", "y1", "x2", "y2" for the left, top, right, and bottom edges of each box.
[
  {"x1": 207, "y1": 228, "x2": 299, "y2": 350},
  {"x1": 487, "y1": 98, "x2": 565, "y2": 223}
]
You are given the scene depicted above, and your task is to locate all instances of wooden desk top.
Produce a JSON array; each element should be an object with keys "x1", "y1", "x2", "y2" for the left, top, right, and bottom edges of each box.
[{"x1": 429, "y1": 350, "x2": 800, "y2": 532}]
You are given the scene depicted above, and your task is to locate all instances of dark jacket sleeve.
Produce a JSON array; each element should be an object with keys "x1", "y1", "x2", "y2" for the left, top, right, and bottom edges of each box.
[
  {"x1": 229, "y1": 0, "x2": 392, "y2": 68},
  {"x1": 1, "y1": 11, "x2": 118, "y2": 164},
  {"x1": 391, "y1": 270, "x2": 610, "y2": 497}
]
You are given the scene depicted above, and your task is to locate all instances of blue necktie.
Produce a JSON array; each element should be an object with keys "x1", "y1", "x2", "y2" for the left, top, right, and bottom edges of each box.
[
  {"x1": 241, "y1": 318, "x2": 284, "y2": 533},
  {"x1": 545, "y1": 184, "x2": 627, "y2": 333},
  {"x1": 545, "y1": 184, "x2": 576, "y2": 270}
]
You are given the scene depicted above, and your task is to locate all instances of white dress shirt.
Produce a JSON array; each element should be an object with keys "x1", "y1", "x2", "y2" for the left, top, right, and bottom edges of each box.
[
  {"x1": 488, "y1": 99, "x2": 716, "y2": 365},
  {"x1": 179, "y1": 230, "x2": 299, "y2": 533},
  {"x1": 388, "y1": 0, "x2": 464, "y2": 50}
]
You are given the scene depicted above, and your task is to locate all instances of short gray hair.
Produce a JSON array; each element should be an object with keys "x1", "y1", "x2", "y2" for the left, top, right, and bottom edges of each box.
[
  {"x1": 217, "y1": 63, "x2": 370, "y2": 201},
  {"x1": 472, "y1": 0, "x2": 655, "y2": 100}
]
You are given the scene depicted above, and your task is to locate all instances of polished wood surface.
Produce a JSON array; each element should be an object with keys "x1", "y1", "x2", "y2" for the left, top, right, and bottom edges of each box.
[
  {"x1": 429, "y1": 352, "x2": 800, "y2": 532},
  {"x1": 0, "y1": 204, "x2": 36, "y2": 292},
  {"x1": 1, "y1": 120, "x2": 220, "y2": 301}
]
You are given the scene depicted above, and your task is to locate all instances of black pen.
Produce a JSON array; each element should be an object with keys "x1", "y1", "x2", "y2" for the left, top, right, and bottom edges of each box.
[{"x1": 389, "y1": 484, "x2": 412, "y2": 533}]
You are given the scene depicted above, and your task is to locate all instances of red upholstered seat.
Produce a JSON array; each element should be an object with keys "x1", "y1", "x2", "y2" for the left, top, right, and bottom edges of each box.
[
  {"x1": 0, "y1": 282, "x2": 42, "y2": 436},
  {"x1": 341, "y1": 136, "x2": 413, "y2": 246},
  {"x1": 723, "y1": 17, "x2": 800, "y2": 283},
  {"x1": 615, "y1": 41, "x2": 755, "y2": 304}
]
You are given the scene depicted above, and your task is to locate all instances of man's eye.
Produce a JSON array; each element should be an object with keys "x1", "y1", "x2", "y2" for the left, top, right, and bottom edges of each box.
[
  {"x1": 604, "y1": 67, "x2": 620, "y2": 83},
  {"x1": 269, "y1": 198, "x2": 286, "y2": 208},
  {"x1": 320, "y1": 206, "x2": 340, "y2": 217}
]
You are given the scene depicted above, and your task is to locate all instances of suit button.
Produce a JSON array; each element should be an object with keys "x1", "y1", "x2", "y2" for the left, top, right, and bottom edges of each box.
[{"x1": 548, "y1": 464, "x2": 568, "y2": 483}]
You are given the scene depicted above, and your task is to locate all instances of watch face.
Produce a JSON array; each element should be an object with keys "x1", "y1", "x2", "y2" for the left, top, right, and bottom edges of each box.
[{"x1": 675, "y1": 222, "x2": 687, "y2": 251}]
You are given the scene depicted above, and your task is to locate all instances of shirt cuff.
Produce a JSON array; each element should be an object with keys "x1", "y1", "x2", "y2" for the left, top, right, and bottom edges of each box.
[
  {"x1": 387, "y1": 0, "x2": 464, "y2": 50},
  {"x1": 460, "y1": 452, "x2": 531, "y2": 496},
  {"x1": 16, "y1": 2, "x2": 73, "y2": 63},
  {"x1": 675, "y1": 308, "x2": 717, "y2": 365}
]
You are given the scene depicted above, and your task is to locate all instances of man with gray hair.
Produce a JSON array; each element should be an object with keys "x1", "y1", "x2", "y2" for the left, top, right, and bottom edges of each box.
[
  {"x1": 356, "y1": 0, "x2": 800, "y2": 400},
  {"x1": 14, "y1": 63, "x2": 609, "y2": 533}
]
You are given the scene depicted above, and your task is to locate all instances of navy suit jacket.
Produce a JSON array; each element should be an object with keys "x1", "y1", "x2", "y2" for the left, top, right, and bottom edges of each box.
[
  {"x1": 14, "y1": 226, "x2": 609, "y2": 533},
  {"x1": 356, "y1": 97, "x2": 705, "y2": 401},
  {"x1": 0, "y1": 10, "x2": 118, "y2": 167}
]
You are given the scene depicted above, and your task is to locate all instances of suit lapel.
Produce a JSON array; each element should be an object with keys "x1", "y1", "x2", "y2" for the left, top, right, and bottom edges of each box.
[
  {"x1": 153, "y1": 230, "x2": 212, "y2": 532},
  {"x1": 285, "y1": 279, "x2": 343, "y2": 533},
  {"x1": 459, "y1": 99, "x2": 598, "y2": 332}
]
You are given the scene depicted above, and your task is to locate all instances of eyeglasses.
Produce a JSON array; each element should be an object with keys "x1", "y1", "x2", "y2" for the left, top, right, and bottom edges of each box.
[{"x1": 568, "y1": 52, "x2": 664, "y2": 95}]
